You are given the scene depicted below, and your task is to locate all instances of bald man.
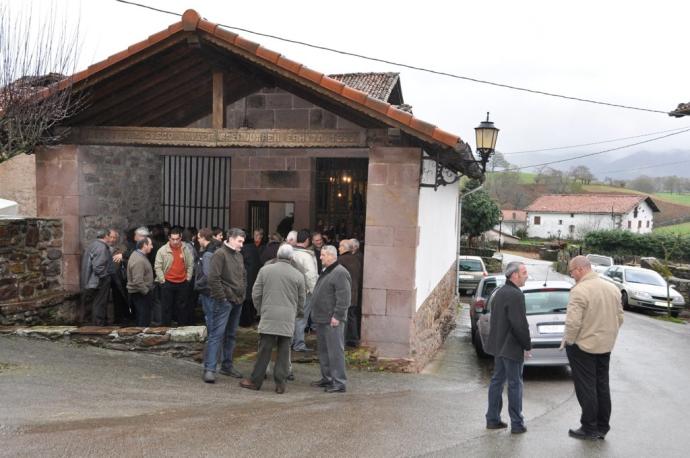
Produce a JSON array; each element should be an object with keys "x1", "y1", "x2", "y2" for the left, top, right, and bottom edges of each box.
[{"x1": 563, "y1": 255, "x2": 623, "y2": 441}]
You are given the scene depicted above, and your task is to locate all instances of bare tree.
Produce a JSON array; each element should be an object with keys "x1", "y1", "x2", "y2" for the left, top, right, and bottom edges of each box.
[
  {"x1": 0, "y1": 2, "x2": 83, "y2": 163},
  {"x1": 568, "y1": 165, "x2": 595, "y2": 184}
]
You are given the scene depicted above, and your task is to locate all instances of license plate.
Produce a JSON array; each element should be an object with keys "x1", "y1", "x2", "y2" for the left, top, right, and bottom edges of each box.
[
  {"x1": 538, "y1": 324, "x2": 564, "y2": 334},
  {"x1": 654, "y1": 301, "x2": 672, "y2": 307},
  {"x1": 459, "y1": 275, "x2": 474, "y2": 280}
]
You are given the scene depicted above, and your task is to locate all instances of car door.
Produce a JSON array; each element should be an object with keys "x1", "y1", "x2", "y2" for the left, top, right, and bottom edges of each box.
[{"x1": 477, "y1": 288, "x2": 499, "y2": 350}]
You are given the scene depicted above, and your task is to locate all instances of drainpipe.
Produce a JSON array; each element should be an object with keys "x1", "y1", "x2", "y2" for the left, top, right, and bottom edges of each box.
[{"x1": 456, "y1": 183, "x2": 484, "y2": 297}]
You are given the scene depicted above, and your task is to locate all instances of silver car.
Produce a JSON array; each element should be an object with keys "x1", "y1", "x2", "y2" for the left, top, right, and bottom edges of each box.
[
  {"x1": 475, "y1": 281, "x2": 572, "y2": 366},
  {"x1": 586, "y1": 254, "x2": 614, "y2": 274},
  {"x1": 457, "y1": 255, "x2": 488, "y2": 295},
  {"x1": 601, "y1": 265, "x2": 686, "y2": 317}
]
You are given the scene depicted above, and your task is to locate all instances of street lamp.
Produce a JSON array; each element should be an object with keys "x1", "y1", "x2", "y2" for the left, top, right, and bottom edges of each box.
[
  {"x1": 474, "y1": 112, "x2": 500, "y2": 172},
  {"x1": 498, "y1": 211, "x2": 503, "y2": 252}
]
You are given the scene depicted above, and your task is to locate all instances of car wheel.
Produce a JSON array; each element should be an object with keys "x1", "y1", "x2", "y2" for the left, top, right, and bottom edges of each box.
[
  {"x1": 474, "y1": 330, "x2": 490, "y2": 359},
  {"x1": 621, "y1": 291, "x2": 630, "y2": 310}
]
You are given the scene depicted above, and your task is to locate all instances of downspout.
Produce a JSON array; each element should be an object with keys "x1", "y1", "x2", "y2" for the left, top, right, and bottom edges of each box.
[{"x1": 456, "y1": 183, "x2": 484, "y2": 297}]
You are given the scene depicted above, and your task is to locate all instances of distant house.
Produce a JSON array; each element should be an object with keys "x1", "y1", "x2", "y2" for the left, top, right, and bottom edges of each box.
[
  {"x1": 498, "y1": 209, "x2": 527, "y2": 235},
  {"x1": 525, "y1": 194, "x2": 660, "y2": 239}
]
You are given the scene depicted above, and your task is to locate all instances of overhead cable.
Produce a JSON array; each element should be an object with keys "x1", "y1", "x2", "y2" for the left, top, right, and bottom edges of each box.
[{"x1": 113, "y1": 0, "x2": 670, "y2": 115}]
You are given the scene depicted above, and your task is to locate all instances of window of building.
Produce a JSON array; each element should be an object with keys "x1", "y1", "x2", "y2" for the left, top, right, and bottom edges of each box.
[
  {"x1": 570, "y1": 213, "x2": 575, "y2": 218},
  {"x1": 627, "y1": 221, "x2": 631, "y2": 229},
  {"x1": 638, "y1": 220, "x2": 642, "y2": 228},
  {"x1": 569, "y1": 225, "x2": 575, "y2": 234},
  {"x1": 646, "y1": 220, "x2": 650, "y2": 228},
  {"x1": 633, "y1": 206, "x2": 639, "y2": 218},
  {"x1": 558, "y1": 219, "x2": 563, "y2": 225},
  {"x1": 534, "y1": 216, "x2": 541, "y2": 225}
]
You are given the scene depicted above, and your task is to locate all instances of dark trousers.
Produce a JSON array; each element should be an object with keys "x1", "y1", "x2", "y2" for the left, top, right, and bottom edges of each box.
[
  {"x1": 566, "y1": 344, "x2": 612, "y2": 434},
  {"x1": 486, "y1": 356, "x2": 525, "y2": 429},
  {"x1": 160, "y1": 280, "x2": 189, "y2": 326},
  {"x1": 82, "y1": 277, "x2": 110, "y2": 326},
  {"x1": 316, "y1": 322, "x2": 347, "y2": 389},
  {"x1": 345, "y1": 305, "x2": 361, "y2": 346},
  {"x1": 130, "y1": 291, "x2": 152, "y2": 327},
  {"x1": 250, "y1": 333, "x2": 291, "y2": 389}
]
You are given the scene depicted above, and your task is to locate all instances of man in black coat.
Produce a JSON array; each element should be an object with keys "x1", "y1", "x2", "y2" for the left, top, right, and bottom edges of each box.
[
  {"x1": 338, "y1": 239, "x2": 363, "y2": 347},
  {"x1": 485, "y1": 261, "x2": 531, "y2": 434}
]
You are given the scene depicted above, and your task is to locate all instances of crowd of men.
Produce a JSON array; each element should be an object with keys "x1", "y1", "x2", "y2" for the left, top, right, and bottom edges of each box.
[{"x1": 80, "y1": 223, "x2": 363, "y2": 393}]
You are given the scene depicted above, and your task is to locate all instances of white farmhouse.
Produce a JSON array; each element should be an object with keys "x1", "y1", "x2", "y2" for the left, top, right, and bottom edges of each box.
[{"x1": 525, "y1": 194, "x2": 659, "y2": 239}]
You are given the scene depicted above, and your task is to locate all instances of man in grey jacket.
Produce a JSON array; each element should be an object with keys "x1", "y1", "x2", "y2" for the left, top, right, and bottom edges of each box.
[
  {"x1": 309, "y1": 245, "x2": 351, "y2": 393},
  {"x1": 204, "y1": 228, "x2": 246, "y2": 382},
  {"x1": 239, "y1": 244, "x2": 306, "y2": 393},
  {"x1": 485, "y1": 261, "x2": 531, "y2": 434},
  {"x1": 81, "y1": 228, "x2": 117, "y2": 325},
  {"x1": 126, "y1": 237, "x2": 154, "y2": 327}
]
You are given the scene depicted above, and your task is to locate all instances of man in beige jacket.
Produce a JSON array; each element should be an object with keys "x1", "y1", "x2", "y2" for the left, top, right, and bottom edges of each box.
[{"x1": 563, "y1": 255, "x2": 623, "y2": 441}]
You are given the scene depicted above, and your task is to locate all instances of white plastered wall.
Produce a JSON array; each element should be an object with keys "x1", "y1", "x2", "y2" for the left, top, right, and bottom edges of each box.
[{"x1": 415, "y1": 183, "x2": 458, "y2": 310}]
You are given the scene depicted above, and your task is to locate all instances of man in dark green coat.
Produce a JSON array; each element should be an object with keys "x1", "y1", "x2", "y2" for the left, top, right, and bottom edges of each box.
[{"x1": 240, "y1": 244, "x2": 305, "y2": 394}]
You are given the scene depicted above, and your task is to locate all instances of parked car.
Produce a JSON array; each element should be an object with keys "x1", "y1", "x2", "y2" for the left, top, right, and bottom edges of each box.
[
  {"x1": 469, "y1": 275, "x2": 505, "y2": 338},
  {"x1": 601, "y1": 265, "x2": 686, "y2": 317},
  {"x1": 457, "y1": 255, "x2": 488, "y2": 295},
  {"x1": 474, "y1": 281, "x2": 572, "y2": 366},
  {"x1": 586, "y1": 254, "x2": 614, "y2": 274}
]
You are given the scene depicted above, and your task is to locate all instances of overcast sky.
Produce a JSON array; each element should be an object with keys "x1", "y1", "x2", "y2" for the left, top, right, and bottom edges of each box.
[{"x1": 8, "y1": 0, "x2": 690, "y2": 173}]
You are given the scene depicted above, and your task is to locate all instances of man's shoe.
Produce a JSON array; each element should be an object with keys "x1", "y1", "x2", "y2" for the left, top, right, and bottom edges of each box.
[
  {"x1": 202, "y1": 370, "x2": 215, "y2": 384},
  {"x1": 324, "y1": 385, "x2": 346, "y2": 393},
  {"x1": 286, "y1": 372, "x2": 295, "y2": 381},
  {"x1": 597, "y1": 431, "x2": 608, "y2": 439},
  {"x1": 219, "y1": 367, "x2": 243, "y2": 378},
  {"x1": 511, "y1": 426, "x2": 527, "y2": 434},
  {"x1": 310, "y1": 379, "x2": 331, "y2": 388},
  {"x1": 568, "y1": 428, "x2": 600, "y2": 441},
  {"x1": 486, "y1": 421, "x2": 508, "y2": 430},
  {"x1": 293, "y1": 346, "x2": 313, "y2": 352},
  {"x1": 275, "y1": 384, "x2": 286, "y2": 394},
  {"x1": 239, "y1": 379, "x2": 260, "y2": 390}
]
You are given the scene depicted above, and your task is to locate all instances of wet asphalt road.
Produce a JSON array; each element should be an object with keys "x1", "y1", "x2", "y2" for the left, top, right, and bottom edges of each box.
[{"x1": 1, "y1": 256, "x2": 689, "y2": 457}]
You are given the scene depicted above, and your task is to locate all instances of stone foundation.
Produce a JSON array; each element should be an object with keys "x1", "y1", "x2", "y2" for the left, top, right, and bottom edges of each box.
[
  {"x1": 410, "y1": 264, "x2": 457, "y2": 371},
  {"x1": 0, "y1": 326, "x2": 207, "y2": 361},
  {"x1": 0, "y1": 291, "x2": 79, "y2": 326}
]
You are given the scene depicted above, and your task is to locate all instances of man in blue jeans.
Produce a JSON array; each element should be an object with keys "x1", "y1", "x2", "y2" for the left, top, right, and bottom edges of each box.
[
  {"x1": 485, "y1": 261, "x2": 531, "y2": 434},
  {"x1": 203, "y1": 228, "x2": 247, "y2": 383}
]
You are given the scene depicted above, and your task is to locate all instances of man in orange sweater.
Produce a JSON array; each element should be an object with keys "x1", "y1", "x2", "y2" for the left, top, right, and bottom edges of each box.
[{"x1": 154, "y1": 227, "x2": 194, "y2": 326}]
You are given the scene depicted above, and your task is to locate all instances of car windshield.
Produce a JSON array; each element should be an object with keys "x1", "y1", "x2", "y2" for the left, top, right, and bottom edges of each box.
[
  {"x1": 459, "y1": 259, "x2": 483, "y2": 272},
  {"x1": 523, "y1": 290, "x2": 570, "y2": 315},
  {"x1": 624, "y1": 269, "x2": 665, "y2": 286},
  {"x1": 588, "y1": 255, "x2": 612, "y2": 266}
]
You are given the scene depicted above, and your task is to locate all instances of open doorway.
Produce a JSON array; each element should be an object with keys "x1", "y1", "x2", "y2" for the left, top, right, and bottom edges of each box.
[{"x1": 249, "y1": 200, "x2": 294, "y2": 239}]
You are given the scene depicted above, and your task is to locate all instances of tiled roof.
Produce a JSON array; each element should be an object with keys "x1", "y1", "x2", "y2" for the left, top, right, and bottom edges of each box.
[
  {"x1": 42, "y1": 9, "x2": 463, "y2": 150},
  {"x1": 525, "y1": 194, "x2": 659, "y2": 214},
  {"x1": 501, "y1": 209, "x2": 527, "y2": 221},
  {"x1": 328, "y1": 72, "x2": 399, "y2": 102},
  {"x1": 669, "y1": 102, "x2": 690, "y2": 117}
]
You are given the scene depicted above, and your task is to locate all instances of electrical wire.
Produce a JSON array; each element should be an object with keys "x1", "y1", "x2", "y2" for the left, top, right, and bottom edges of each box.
[
  {"x1": 113, "y1": 0, "x2": 671, "y2": 115},
  {"x1": 503, "y1": 125, "x2": 690, "y2": 156},
  {"x1": 499, "y1": 128, "x2": 690, "y2": 172},
  {"x1": 599, "y1": 158, "x2": 690, "y2": 175}
]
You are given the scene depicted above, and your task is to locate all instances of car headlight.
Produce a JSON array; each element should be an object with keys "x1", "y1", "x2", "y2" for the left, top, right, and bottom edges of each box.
[
  {"x1": 631, "y1": 290, "x2": 651, "y2": 300},
  {"x1": 672, "y1": 295, "x2": 685, "y2": 305}
]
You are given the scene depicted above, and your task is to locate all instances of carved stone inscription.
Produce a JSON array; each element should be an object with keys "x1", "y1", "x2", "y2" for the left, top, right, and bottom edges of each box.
[{"x1": 73, "y1": 127, "x2": 366, "y2": 148}]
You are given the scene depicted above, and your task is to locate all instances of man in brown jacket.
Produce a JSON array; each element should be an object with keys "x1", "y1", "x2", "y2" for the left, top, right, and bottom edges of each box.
[
  {"x1": 126, "y1": 237, "x2": 154, "y2": 327},
  {"x1": 563, "y1": 255, "x2": 624, "y2": 441}
]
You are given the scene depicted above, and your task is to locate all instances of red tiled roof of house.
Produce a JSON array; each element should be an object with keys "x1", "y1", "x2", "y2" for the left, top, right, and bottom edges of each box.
[
  {"x1": 328, "y1": 72, "x2": 399, "y2": 102},
  {"x1": 525, "y1": 194, "x2": 659, "y2": 214},
  {"x1": 501, "y1": 209, "x2": 527, "y2": 221},
  {"x1": 42, "y1": 9, "x2": 462, "y2": 150}
]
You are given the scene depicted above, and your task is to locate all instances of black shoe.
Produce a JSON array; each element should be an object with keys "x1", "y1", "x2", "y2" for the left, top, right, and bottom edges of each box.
[
  {"x1": 324, "y1": 385, "x2": 346, "y2": 393},
  {"x1": 219, "y1": 367, "x2": 243, "y2": 378},
  {"x1": 568, "y1": 428, "x2": 600, "y2": 441},
  {"x1": 310, "y1": 379, "x2": 331, "y2": 388},
  {"x1": 597, "y1": 431, "x2": 608, "y2": 439},
  {"x1": 286, "y1": 372, "x2": 295, "y2": 381},
  {"x1": 486, "y1": 421, "x2": 508, "y2": 430},
  {"x1": 511, "y1": 426, "x2": 527, "y2": 434}
]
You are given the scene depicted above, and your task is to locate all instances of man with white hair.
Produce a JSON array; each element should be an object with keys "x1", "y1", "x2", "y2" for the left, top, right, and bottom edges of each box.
[
  {"x1": 310, "y1": 245, "x2": 351, "y2": 393},
  {"x1": 485, "y1": 261, "x2": 531, "y2": 434},
  {"x1": 338, "y1": 238, "x2": 363, "y2": 347},
  {"x1": 239, "y1": 244, "x2": 306, "y2": 393}
]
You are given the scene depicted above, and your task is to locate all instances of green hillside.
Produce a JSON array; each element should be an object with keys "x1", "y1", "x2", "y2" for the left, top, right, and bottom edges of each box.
[{"x1": 654, "y1": 222, "x2": 690, "y2": 235}]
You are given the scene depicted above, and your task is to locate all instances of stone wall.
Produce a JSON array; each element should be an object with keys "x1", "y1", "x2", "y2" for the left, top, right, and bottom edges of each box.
[
  {"x1": 361, "y1": 146, "x2": 421, "y2": 359},
  {"x1": 78, "y1": 146, "x2": 163, "y2": 245},
  {"x1": 0, "y1": 292, "x2": 79, "y2": 326},
  {"x1": 411, "y1": 264, "x2": 457, "y2": 371},
  {"x1": 0, "y1": 218, "x2": 63, "y2": 302},
  {"x1": 0, "y1": 153, "x2": 37, "y2": 216}
]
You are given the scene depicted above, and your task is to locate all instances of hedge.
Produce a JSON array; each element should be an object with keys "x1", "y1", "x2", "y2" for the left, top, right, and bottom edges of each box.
[{"x1": 583, "y1": 230, "x2": 690, "y2": 262}]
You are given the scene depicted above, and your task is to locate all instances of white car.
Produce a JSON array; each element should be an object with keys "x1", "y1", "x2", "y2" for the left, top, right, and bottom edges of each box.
[
  {"x1": 475, "y1": 281, "x2": 572, "y2": 366},
  {"x1": 586, "y1": 254, "x2": 614, "y2": 274},
  {"x1": 601, "y1": 265, "x2": 686, "y2": 317}
]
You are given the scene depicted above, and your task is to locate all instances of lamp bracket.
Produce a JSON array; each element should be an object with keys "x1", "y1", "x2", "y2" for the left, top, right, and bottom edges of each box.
[{"x1": 420, "y1": 154, "x2": 459, "y2": 190}]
